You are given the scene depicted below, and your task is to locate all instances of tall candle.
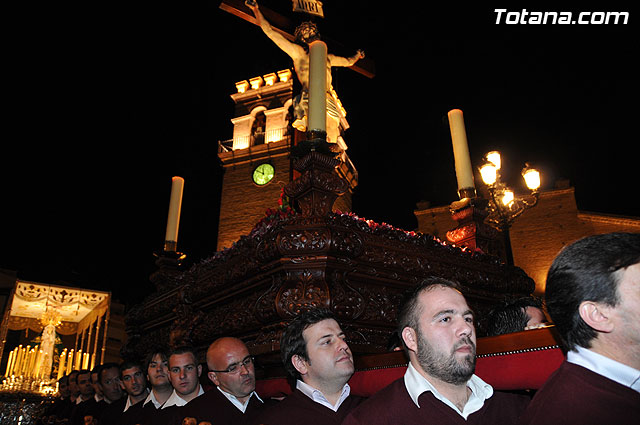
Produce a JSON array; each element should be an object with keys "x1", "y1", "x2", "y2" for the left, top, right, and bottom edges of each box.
[
  {"x1": 75, "y1": 350, "x2": 82, "y2": 371},
  {"x1": 164, "y1": 176, "x2": 184, "y2": 251},
  {"x1": 34, "y1": 349, "x2": 43, "y2": 379},
  {"x1": 8, "y1": 348, "x2": 16, "y2": 376},
  {"x1": 447, "y1": 109, "x2": 475, "y2": 196},
  {"x1": 58, "y1": 349, "x2": 67, "y2": 380},
  {"x1": 67, "y1": 350, "x2": 74, "y2": 375},
  {"x1": 308, "y1": 40, "x2": 327, "y2": 133},
  {"x1": 5, "y1": 350, "x2": 14, "y2": 377}
]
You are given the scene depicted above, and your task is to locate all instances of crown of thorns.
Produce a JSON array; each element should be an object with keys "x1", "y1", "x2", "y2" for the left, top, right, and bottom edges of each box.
[{"x1": 294, "y1": 21, "x2": 320, "y2": 43}]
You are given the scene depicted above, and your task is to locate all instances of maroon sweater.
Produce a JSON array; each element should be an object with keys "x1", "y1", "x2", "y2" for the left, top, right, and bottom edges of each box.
[
  {"x1": 253, "y1": 389, "x2": 365, "y2": 425},
  {"x1": 175, "y1": 388, "x2": 267, "y2": 425},
  {"x1": 518, "y1": 361, "x2": 640, "y2": 425},
  {"x1": 343, "y1": 378, "x2": 529, "y2": 425}
]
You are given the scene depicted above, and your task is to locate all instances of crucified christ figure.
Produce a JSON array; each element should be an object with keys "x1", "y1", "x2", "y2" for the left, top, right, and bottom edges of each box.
[{"x1": 246, "y1": 0, "x2": 365, "y2": 149}]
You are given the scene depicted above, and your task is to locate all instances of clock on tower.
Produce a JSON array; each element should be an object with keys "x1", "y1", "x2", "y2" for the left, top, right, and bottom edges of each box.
[{"x1": 216, "y1": 70, "x2": 358, "y2": 251}]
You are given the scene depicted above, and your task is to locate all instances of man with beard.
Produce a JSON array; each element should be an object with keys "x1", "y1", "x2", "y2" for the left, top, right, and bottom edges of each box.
[
  {"x1": 178, "y1": 337, "x2": 267, "y2": 424},
  {"x1": 255, "y1": 308, "x2": 364, "y2": 425},
  {"x1": 343, "y1": 278, "x2": 530, "y2": 424},
  {"x1": 119, "y1": 360, "x2": 149, "y2": 424}
]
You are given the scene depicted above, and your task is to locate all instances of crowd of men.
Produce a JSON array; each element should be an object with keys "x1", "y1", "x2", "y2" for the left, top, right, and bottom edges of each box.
[{"x1": 40, "y1": 232, "x2": 639, "y2": 424}]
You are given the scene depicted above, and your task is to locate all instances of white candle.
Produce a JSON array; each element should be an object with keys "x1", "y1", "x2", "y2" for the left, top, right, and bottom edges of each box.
[
  {"x1": 308, "y1": 40, "x2": 327, "y2": 133},
  {"x1": 447, "y1": 109, "x2": 475, "y2": 193},
  {"x1": 164, "y1": 176, "x2": 184, "y2": 249}
]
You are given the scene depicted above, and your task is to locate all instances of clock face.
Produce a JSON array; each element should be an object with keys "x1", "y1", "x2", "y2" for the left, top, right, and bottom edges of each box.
[{"x1": 252, "y1": 163, "x2": 275, "y2": 185}]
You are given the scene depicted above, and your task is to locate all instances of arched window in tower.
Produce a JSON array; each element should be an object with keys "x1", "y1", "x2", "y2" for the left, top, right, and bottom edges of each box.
[{"x1": 251, "y1": 111, "x2": 266, "y2": 146}]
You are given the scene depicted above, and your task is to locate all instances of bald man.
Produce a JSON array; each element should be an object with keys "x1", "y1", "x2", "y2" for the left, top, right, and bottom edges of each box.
[{"x1": 177, "y1": 337, "x2": 268, "y2": 424}]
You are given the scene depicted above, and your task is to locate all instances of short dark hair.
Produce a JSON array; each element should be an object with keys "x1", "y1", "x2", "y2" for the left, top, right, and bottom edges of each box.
[
  {"x1": 144, "y1": 345, "x2": 171, "y2": 372},
  {"x1": 546, "y1": 232, "x2": 640, "y2": 350},
  {"x1": 77, "y1": 369, "x2": 91, "y2": 379},
  {"x1": 99, "y1": 362, "x2": 120, "y2": 384},
  {"x1": 91, "y1": 364, "x2": 102, "y2": 375},
  {"x1": 68, "y1": 370, "x2": 79, "y2": 383},
  {"x1": 396, "y1": 277, "x2": 462, "y2": 350},
  {"x1": 170, "y1": 345, "x2": 199, "y2": 364},
  {"x1": 486, "y1": 296, "x2": 544, "y2": 336},
  {"x1": 280, "y1": 308, "x2": 337, "y2": 383},
  {"x1": 119, "y1": 360, "x2": 143, "y2": 375}
]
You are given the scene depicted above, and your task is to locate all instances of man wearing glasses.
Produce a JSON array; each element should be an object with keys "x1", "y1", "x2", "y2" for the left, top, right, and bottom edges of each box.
[{"x1": 178, "y1": 337, "x2": 267, "y2": 424}]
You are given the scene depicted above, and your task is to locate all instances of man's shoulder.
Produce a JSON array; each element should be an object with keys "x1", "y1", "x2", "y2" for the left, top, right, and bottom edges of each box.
[
  {"x1": 518, "y1": 361, "x2": 640, "y2": 424},
  {"x1": 342, "y1": 378, "x2": 414, "y2": 424},
  {"x1": 181, "y1": 386, "x2": 238, "y2": 411},
  {"x1": 178, "y1": 387, "x2": 266, "y2": 424},
  {"x1": 255, "y1": 389, "x2": 364, "y2": 425}
]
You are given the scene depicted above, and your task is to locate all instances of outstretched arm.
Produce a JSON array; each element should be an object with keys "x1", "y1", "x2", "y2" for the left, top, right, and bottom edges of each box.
[
  {"x1": 245, "y1": 0, "x2": 302, "y2": 60},
  {"x1": 328, "y1": 49, "x2": 365, "y2": 67}
]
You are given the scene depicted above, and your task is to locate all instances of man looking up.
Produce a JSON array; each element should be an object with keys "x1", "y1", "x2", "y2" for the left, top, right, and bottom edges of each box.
[
  {"x1": 179, "y1": 337, "x2": 266, "y2": 424},
  {"x1": 257, "y1": 308, "x2": 364, "y2": 424},
  {"x1": 519, "y1": 233, "x2": 640, "y2": 424},
  {"x1": 343, "y1": 277, "x2": 529, "y2": 424}
]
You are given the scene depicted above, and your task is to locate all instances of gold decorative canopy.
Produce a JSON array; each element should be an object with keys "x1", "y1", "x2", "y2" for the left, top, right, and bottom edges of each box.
[{"x1": 6, "y1": 280, "x2": 110, "y2": 335}]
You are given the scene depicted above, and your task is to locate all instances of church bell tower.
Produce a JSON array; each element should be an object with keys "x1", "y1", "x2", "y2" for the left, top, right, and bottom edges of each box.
[{"x1": 216, "y1": 69, "x2": 358, "y2": 251}]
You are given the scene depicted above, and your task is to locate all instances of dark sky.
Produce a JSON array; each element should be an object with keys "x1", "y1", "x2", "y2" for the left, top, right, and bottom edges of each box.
[{"x1": 4, "y1": 2, "x2": 638, "y2": 306}]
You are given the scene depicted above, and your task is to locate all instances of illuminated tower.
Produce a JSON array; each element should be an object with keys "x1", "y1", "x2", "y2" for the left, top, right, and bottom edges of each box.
[{"x1": 216, "y1": 69, "x2": 357, "y2": 250}]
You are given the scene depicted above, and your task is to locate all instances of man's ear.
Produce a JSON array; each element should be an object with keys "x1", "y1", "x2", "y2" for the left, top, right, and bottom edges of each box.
[
  {"x1": 401, "y1": 327, "x2": 418, "y2": 353},
  {"x1": 119, "y1": 380, "x2": 125, "y2": 391},
  {"x1": 291, "y1": 354, "x2": 308, "y2": 376},
  {"x1": 197, "y1": 364, "x2": 202, "y2": 377},
  {"x1": 208, "y1": 371, "x2": 219, "y2": 386},
  {"x1": 579, "y1": 301, "x2": 614, "y2": 333}
]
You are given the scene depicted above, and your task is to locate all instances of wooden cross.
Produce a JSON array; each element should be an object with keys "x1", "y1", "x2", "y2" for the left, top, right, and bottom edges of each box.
[{"x1": 219, "y1": 0, "x2": 375, "y2": 79}]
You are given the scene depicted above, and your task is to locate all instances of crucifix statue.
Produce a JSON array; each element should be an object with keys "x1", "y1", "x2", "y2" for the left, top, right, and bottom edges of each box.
[{"x1": 243, "y1": 0, "x2": 366, "y2": 150}]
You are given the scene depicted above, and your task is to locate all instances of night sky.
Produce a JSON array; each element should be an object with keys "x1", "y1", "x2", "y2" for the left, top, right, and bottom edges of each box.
[{"x1": 4, "y1": 2, "x2": 637, "y2": 307}]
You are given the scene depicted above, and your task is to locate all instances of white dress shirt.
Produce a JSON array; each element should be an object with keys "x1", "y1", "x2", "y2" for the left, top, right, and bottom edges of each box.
[
  {"x1": 162, "y1": 385, "x2": 205, "y2": 408},
  {"x1": 143, "y1": 389, "x2": 167, "y2": 409},
  {"x1": 296, "y1": 379, "x2": 351, "y2": 412},
  {"x1": 404, "y1": 362, "x2": 494, "y2": 419},
  {"x1": 123, "y1": 389, "x2": 149, "y2": 412},
  {"x1": 568, "y1": 345, "x2": 640, "y2": 393},
  {"x1": 217, "y1": 387, "x2": 263, "y2": 412}
]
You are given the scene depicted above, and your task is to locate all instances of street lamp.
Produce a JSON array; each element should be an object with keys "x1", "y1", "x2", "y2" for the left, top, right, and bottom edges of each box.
[{"x1": 479, "y1": 151, "x2": 541, "y2": 265}]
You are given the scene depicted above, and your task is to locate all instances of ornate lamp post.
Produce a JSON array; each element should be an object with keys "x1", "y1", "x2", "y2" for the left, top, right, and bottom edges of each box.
[{"x1": 478, "y1": 151, "x2": 541, "y2": 265}]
